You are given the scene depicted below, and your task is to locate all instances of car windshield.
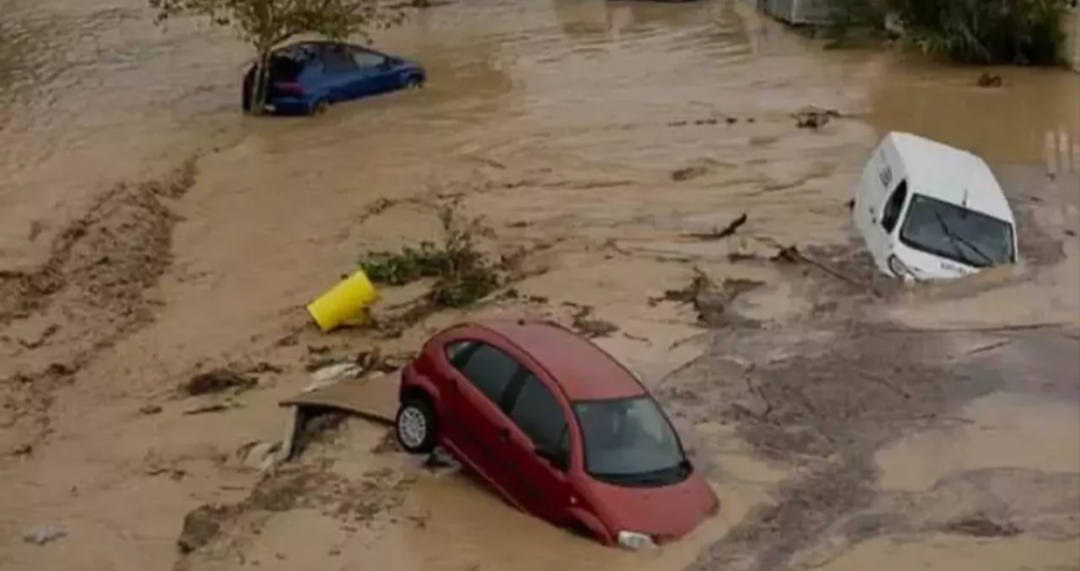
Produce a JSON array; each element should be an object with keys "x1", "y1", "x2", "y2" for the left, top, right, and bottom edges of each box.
[
  {"x1": 573, "y1": 396, "x2": 689, "y2": 487},
  {"x1": 899, "y1": 193, "x2": 1015, "y2": 268}
]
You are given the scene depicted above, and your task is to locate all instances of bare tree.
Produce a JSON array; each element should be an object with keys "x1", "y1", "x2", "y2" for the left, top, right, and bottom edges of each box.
[{"x1": 149, "y1": 0, "x2": 406, "y2": 113}]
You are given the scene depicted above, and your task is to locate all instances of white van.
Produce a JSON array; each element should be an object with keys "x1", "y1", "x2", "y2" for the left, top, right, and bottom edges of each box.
[{"x1": 853, "y1": 132, "x2": 1018, "y2": 281}]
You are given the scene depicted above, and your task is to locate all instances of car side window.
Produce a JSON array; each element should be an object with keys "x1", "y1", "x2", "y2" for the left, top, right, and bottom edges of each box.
[
  {"x1": 350, "y1": 48, "x2": 387, "y2": 69},
  {"x1": 880, "y1": 180, "x2": 908, "y2": 234},
  {"x1": 444, "y1": 340, "x2": 475, "y2": 368},
  {"x1": 320, "y1": 45, "x2": 359, "y2": 74},
  {"x1": 508, "y1": 373, "x2": 569, "y2": 457},
  {"x1": 454, "y1": 343, "x2": 520, "y2": 404}
]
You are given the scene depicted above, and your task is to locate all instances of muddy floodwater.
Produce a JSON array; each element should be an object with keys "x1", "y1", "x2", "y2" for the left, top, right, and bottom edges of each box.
[{"x1": 1, "y1": 0, "x2": 1079, "y2": 570}]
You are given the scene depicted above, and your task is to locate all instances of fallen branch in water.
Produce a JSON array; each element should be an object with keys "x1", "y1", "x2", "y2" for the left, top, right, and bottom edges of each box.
[
  {"x1": 878, "y1": 322, "x2": 1077, "y2": 334},
  {"x1": 772, "y1": 245, "x2": 881, "y2": 297},
  {"x1": 685, "y1": 213, "x2": 748, "y2": 241}
]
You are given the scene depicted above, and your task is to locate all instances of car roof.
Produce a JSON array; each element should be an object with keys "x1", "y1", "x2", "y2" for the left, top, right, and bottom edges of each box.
[
  {"x1": 885, "y1": 132, "x2": 1015, "y2": 224},
  {"x1": 467, "y1": 318, "x2": 647, "y2": 401},
  {"x1": 273, "y1": 39, "x2": 382, "y2": 57}
]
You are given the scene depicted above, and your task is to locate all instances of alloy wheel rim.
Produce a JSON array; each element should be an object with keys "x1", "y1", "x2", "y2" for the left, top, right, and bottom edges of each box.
[{"x1": 398, "y1": 407, "x2": 427, "y2": 448}]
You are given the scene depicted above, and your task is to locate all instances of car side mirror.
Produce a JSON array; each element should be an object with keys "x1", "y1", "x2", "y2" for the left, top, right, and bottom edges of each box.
[
  {"x1": 378, "y1": 59, "x2": 393, "y2": 70},
  {"x1": 535, "y1": 446, "x2": 568, "y2": 471}
]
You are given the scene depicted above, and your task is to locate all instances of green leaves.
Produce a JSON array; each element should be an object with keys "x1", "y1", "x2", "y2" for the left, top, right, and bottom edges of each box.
[
  {"x1": 149, "y1": 0, "x2": 406, "y2": 52},
  {"x1": 892, "y1": 0, "x2": 1069, "y2": 64}
]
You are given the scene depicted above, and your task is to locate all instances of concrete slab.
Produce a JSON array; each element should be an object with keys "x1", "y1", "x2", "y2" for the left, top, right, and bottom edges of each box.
[{"x1": 279, "y1": 372, "x2": 400, "y2": 425}]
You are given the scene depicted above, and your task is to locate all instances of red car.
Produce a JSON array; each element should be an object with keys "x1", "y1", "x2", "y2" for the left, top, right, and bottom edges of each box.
[{"x1": 394, "y1": 318, "x2": 719, "y2": 549}]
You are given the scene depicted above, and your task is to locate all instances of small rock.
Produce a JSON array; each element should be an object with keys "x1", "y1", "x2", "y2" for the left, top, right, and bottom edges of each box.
[
  {"x1": 671, "y1": 165, "x2": 708, "y2": 182},
  {"x1": 943, "y1": 516, "x2": 1021, "y2": 537},
  {"x1": 23, "y1": 524, "x2": 68, "y2": 545},
  {"x1": 178, "y1": 505, "x2": 230, "y2": 554},
  {"x1": 182, "y1": 403, "x2": 232, "y2": 416},
  {"x1": 139, "y1": 404, "x2": 163, "y2": 415},
  {"x1": 309, "y1": 362, "x2": 364, "y2": 386},
  {"x1": 180, "y1": 369, "x2": 257, "y2": 396},
  {"x1": 241, "y1": 441, "x2": 282, "y2": 471},
  {"x1": 12, "y1": 443, "x2": 33, "y2": 456},
  {"x1": 423, "y1": 447, "x2": 462, "y2": 475},
  {"x1": 976, "y1": 72, "x2": 1003, "y2": 88},
  {"x1": 793, "y1": 106, "x2": 841, "y2": 129},
  {"x1": 250, "y1": 362, "x2": 283, "y2": 374}
]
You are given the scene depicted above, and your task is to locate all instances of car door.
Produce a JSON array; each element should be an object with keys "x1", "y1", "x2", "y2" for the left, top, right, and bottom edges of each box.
[
  {"x1": 439, "y1": 340, "x2": 528, "y2": 506},
  {"x1": 499, "y1": 369, "x2": 574, "y2": 525},
  {"x1": 348, "y1": 47, "x2": 395, "y2": 95},
  {"x1": 316, "y1": 44, "x2": 363, "y2": 102}
]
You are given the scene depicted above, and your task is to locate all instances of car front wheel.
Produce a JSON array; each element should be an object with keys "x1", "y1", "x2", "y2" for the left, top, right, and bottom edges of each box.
[{"x1": 395, "y1": 398, "x2": 437, "y2": 454}]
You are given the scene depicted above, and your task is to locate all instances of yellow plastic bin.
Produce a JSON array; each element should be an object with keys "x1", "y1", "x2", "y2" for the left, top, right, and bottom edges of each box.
[{"x1": 306, "y1": 270, "x2": 380, "y2": 333}]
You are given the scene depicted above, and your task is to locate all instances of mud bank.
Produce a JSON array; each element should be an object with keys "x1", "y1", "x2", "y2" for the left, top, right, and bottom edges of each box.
[{"x1": 0, "y1": 161, "x2": 198, "y2": 453}]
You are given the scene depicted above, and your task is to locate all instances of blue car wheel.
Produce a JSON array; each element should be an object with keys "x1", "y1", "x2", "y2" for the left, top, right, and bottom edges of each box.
[{"x1": 310, "y1": 99, "x2": 329, "y2": 116}]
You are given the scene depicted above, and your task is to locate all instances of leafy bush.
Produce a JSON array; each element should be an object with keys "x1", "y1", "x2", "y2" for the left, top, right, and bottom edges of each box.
[
  {"x1": 360, "y1": 203, "x2": 500, "y2": 309},
  {"x1": 890, "y1": 0, "x2": 1069, "y2": 64},
  {"x1": 823, "y1": 0, "x2": 890, "y2": 45}
]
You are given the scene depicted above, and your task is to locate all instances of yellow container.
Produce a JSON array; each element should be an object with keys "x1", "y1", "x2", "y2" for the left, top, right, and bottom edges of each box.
[{"x1": 306, "y1": 270, "x2": 380, "y2": 332}]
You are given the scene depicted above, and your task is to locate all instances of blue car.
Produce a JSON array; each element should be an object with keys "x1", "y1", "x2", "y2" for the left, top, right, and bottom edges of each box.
[{"x1": 242, "y1": 40, "x2": 426, "y2": 116}]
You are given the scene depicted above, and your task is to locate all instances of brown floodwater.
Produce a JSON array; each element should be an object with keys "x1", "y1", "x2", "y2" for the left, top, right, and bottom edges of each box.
[
  {"x1": 3, "y1": 0, "x2": 1077, "y2": 276},
  {"x1": 1, "y1": 0, "x2": 1079, "y2": 570}
]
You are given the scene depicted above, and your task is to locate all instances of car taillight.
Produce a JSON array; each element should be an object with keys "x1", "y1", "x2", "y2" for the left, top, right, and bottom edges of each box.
[{"x1": 274, "y1": 82, "x2": 304, "y2": 95}]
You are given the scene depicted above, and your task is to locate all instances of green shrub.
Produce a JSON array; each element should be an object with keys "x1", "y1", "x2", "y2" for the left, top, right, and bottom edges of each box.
[
  {"x1": 823, "y1": 0, "x2": 890, "y2": 45},
  {"x1": 890, "y1": 0, "x2": 1069, "y2": 65}
]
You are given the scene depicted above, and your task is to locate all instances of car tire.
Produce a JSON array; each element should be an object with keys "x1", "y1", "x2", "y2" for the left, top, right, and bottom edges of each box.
[
  {"x1": 395, "y1": 398, "x2": 437, "y2": 454},
  {"x1": 404, "y1": 75, "x2": 424, "y2": 90},
  {"x1": 311, "y1": 99, "x2": 329, "y2": 116}
]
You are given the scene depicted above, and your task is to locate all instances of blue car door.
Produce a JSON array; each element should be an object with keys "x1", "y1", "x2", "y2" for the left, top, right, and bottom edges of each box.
[
  {"x1": 348, "y1": 47, "x2": 398, "y2": 95},
  {"x1": 316, "y1": 44, "x2": 363, "y2": 102}
]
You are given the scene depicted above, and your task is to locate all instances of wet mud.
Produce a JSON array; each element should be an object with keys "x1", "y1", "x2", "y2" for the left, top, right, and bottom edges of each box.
[
  {"x1": 2, "y1": 0, "x2": 1080, "y2": 570},
  {"x1": 0, "y1": 160, "x2": 199, "y2": 453}
]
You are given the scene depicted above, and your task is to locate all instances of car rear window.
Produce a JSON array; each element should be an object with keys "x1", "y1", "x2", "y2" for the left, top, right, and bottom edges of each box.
[
  {"x1": 267, "y1": 55, "x2": 305, "y2": 82},
  {"x1": 454, "y1": 342, "x2": 520, "y2": 404}
]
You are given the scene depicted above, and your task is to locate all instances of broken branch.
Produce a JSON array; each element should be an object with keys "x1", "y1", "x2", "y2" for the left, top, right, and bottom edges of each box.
[{"x1": 685, "y1": 213, "x2": 748, "y2": 241}]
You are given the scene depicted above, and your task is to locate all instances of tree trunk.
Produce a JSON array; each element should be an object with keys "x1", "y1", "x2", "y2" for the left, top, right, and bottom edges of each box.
[{"x1": 248, "y1": 49, "x2": 272, "y2": 116}]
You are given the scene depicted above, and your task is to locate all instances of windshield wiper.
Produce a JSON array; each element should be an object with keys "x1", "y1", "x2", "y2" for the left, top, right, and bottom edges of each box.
[
  {"x1": 593, "y1": 460, "x2": 691, "y2": 486},
  {"x1": 933, "y1": 212, "x2": 995, "y2": 268}
]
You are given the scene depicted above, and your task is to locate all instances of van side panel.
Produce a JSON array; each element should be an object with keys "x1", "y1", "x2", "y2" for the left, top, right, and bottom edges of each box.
[
  {"x1": 853, "y1": 141, "x2": 883, "y2": 237},
  {"x1": 856, "y1": 135, "x2": 912, "y2": 275},
  {"x1": 855, "y1": 138, "x2": 892, "y2": 272}
]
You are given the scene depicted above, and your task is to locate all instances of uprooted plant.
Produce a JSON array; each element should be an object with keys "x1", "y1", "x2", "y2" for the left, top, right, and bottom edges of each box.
[{"x1": 360, "y1": 202, "x2": 501, "y2": 309}]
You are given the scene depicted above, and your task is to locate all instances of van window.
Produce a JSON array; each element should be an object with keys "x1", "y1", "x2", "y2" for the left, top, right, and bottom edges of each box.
[{"x1": 880, "y1": 181, "x2": 908, "y2": 233}]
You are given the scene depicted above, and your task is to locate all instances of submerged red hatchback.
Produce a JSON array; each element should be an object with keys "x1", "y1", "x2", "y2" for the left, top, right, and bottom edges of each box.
[{"x1": 394, "y1": 318, "x2": 719, "y2": 548}]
